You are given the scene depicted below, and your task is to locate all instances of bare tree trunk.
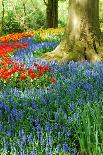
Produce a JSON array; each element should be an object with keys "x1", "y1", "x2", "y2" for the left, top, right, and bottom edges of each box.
[
  {"x1": 0, "y1": 0, "x2": 5, "y2": 35},
  {"x1": 46, "y1": 0, "x2": 58, "y2": 28},
  {"x1": 23, "y1": 2, "x2": 27, "y2": 31},
  {"x1": 42, "y1": 0, "x2": 103, "y2": 62}
]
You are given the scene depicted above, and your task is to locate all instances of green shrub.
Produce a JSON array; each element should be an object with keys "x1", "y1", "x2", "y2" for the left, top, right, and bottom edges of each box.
[
  {"x1": 2, "y1": 11, "x2": 24, "y2": 35},
  {"x1": 27, "y1": 9, "x2": 46, "y2": 30}
]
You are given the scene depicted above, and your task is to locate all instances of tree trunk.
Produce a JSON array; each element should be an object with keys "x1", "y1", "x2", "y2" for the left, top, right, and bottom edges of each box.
[
  {"x1": 42, "y1": 0, "x2": 103, "y2": 62},
  {"x1": 0, "y1": 0, "x2": 5, "y2": 35},
  {"x1": 23, "y1": 2, "x2": 27, "y2": 31},
  {"x1": 46, "y1": 0, "x2": 58, "y2": 28}
]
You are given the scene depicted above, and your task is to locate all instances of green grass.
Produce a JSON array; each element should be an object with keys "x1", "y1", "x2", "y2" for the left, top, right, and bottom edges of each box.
[{"x1": 77, "y1": 101, "x2": 103, "y2": 155}]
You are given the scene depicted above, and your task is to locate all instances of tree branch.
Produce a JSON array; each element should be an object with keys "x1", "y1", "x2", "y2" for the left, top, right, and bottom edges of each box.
[{"x1": 43, "y1": 0, "x2": 48, "y2": 6}]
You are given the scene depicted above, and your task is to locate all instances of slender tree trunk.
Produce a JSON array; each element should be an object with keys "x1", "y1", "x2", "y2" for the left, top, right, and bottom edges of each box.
[
  {"x1": 23, "y1": 2, "x2": 27, "y2": 31},
  {"x1": 53, "y1": 0, "x2": 58, "y2": 28},
  {"x1": 46, "y1": 0, "x2": 58, "y2": 28},
  {"x1": 0, "y1": 0, "x2": 5, "y2": 35},
  {"x1": 42, "y1": 0, "x2": 103, "y2": 62}
]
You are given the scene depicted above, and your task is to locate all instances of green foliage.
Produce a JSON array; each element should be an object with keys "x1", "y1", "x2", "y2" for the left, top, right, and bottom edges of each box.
[
  {"x1": 77, "y1": 102, "x2": 103, "y2": 155},
  {"x1": 33, "y1": 47, "x2": 54, "y2": 57},
  {"x1": 58, "y1": 20, "x2": 66, "y2": 27},
  {"x1": 27, "y1": 9, "x2": 46, "y2": 30},
  {"x1": 2, "y1": 11, "x2": 24, "y2": 35}
]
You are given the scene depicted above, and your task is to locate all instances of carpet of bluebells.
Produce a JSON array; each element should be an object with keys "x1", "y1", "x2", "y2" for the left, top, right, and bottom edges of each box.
[{"x1": 0, "y1": 30, "x2": 103, "y2": 155}]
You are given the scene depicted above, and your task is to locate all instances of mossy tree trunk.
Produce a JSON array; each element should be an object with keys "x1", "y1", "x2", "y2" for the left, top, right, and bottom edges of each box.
[{"x1": 42, "y1": 0, "x2": 103, "y2": 62}]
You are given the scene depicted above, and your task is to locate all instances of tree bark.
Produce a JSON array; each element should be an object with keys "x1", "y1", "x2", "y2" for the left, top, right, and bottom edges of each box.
[
  {"x1": 46, "y1": 0, "x2": 58, "y2": 28},
  {"x1": 42, "y1": 0, "x2": 103, "y2": 62},
  {"x1": 23, "y1": 2, "x2": 27, "y2": 31},
  {"x1": 0, "y1": 0, "x2": 5, "y2": 35}
]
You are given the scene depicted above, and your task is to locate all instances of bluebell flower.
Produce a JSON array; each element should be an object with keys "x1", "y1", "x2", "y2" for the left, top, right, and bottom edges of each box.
[
  {"x1": 48, "y1": 136, "x2": 52, "y2": 146},
  {"x1": 37, "y1": 124, "x2": 41, "y2": 130},
  {"x1": 22, "y1": 135, "x2": 27, "y2": 143},
  {"x1": 64, "y1": 113, "x2": 67, "y2": 119},
  {"x1": 62, "y1": 142, "x2": 69, "y2": 152},
  {"x1": 49, "y1": 148, "x2": 52, "y2": 154},
  {"x1": 27, "y1": 133, "x2": 33, "y2": 143},
  {"x1": 0, "y1": 110, "x2": 2, "y2": 116},
  {"x1": 56, "y1": 144, "x2": 61, "y2": 153},
  {"x1": 0, "y1": 122, "x2": 2, "y2": 131},
  {"x1": 78, "y1": 99, "x2": 83, "y2": 106},
  {"x1": 73, "y1": 147, "x2": 77, "y2": 155},
  {"x1": 30, "y1": 151, "x2": 36, "y2": 155},
  {"x1": 62, "y1": 125, "x2": 66, "y2": 132},
  {"x1": 46, "y1": 150, "x2": 49, "y2": 155},
  {"x1": 67, "y1": 130, "x2": 72, "y2": 137},
  {"x1": 0, "y1": 101, "x2": 3, "y2": 108},
  {"x1": 11, "y1": 108, "x2": 16, "y2": 116},
  {"x1": 45, "y1": 122, "x2": 50, "y2": 132},
  {"x1": 68, "y1": 117, "x2": 72, "y2": 123},
  {"x1": 18, "y1": 139, "x2": 23, "y2": 148},
  {"x1": 4, "y1": 105, "x2": 10, "y2": 112},
  {"x1": 58, "y1": 131, "x2": 61, "y2": 139},
  {"x1": 37, "y1": 131, "x2": 42, "y2": 141},
  {"x1": 3, "y1": 141, "x2": 7, "y2": 151},
  {"x1": 55, "y1": 113, "x2": 59, "y2": 120},
  {"x1": 55, "y1": 123, "x2": 59, "y2": 130},
  {"x1": 8, "y1": 114, "x2": 12, "y2": 121}
]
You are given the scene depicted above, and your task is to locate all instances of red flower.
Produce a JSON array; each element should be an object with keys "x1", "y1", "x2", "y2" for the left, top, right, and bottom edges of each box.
[
  {"x1": 13, "y1": 65, "x2": 19, "y2": 71},
  {"x1": 42, "y1": 65, "x2": 49, "y2": 71},
  {"x1": 27, "y1": 69, "x2": 34, "y2": 75},
  {"x1": 1, "y1": 72, "x2": 11, "y2": 80},
  {"x1": 21, "y1": 42, "x2": 29, "y2": 48},
  {"x1": 18, "y1": 67, "x2": 24, "y2": 72},
  {"x1": 13, "y1": 43, "x2": 21, "y2": 49},
  {"x1": 20, "y1": 63, "x2": 24, "y2": 67},
  {"x1": 4, "y1": 59, "x2": 13, "y2": 65},
  {"x1": 10, "y1": 69, "x2": 17, "y2": 74},
  {"x1": 50, "y1": 78, "x2": 56, "y2": 83},
  {"x1": 38, "y1": 65, "x2": 43, "y2": 70},
  {"x1": 38, "y1": 69, "x2": 44, "y2": 75},
  {"x1": 13, "y1": 61, "x2": 19, "y2": 65},
  {"x1": 20, "y1": 73, "x2": 27, "y2": 80},
  {"x1": 33, "y1": 63, "x2": 38, "y2": 67},
  {"x1": 30, "y1": 73, "x2": 37, "y2": 80},
  {"x1": 1, "y1": 75, "x2": 9, "y2": 80}
]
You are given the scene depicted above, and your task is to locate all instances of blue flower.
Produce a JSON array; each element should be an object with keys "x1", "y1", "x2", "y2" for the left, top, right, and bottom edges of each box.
[
  {"x1": 48, "y1": 136, "x2": 52, "y2": 146},
  {"x1": 62, "y1": 125, "x2": 66, "y2": 132},
  {"x1": 0, "y1": 122, "x2": 2, "y2": 131},
  {"x1": 64, "y1": 113, "x2": 67, "y2": 119},
  {"x1": 30, "y1": 151, "x2": 36, "y2": 155},
  {"x1": 56, "y1": 144, "x2": 61, "y2": 153},
  {"x1": 4, "y1": 105, "x2": 10, "y2": 112},
  {"x1": 45, "y1": 122, "x2": 50, "y2": 132},
  {"x1": 67, "y1": 130, "x2": 72, "y2": 137},
  {"x1": 55, "y1": 113, "x2": 59, "y2": 120},
  {"x1": 0, "y1": 101, "x2": 3, "y2": 108},
  {"x1": 22, "y1": 135, "x2": 27, "y2": 143},
  {"x1": 62, "y1": 142, "x2": 69, "y2": 152},
  {"x1": 68, "y1": 117, "x2": 72, "y2": 123},
  {"x1": 58, "y1": 131, "x2": 61, "y2": 139},
  {"x1": 0, "y1": 110, "x2": 2, "y2": 116}
]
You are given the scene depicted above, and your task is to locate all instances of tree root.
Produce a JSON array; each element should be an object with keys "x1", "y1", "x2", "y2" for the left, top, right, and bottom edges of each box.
[{"x1": 41, "y1": 40, "x2": 103, "y2": 63}]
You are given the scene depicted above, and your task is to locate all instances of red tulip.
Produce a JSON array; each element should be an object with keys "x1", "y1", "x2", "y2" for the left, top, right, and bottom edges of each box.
[
  {"x1": 20, "y1": 73, "x2": 27, "y2": 80},
  {"x1": 30, "y1": 73, "x2": 37, "y2": 80}
]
